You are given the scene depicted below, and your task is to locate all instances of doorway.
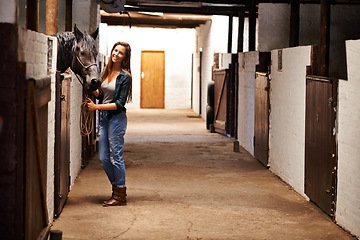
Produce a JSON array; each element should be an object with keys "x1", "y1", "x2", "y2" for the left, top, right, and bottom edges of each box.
[
  {"x1": 305, "y1": 76, "x2": 337, "y2": 216},
  {"x1": 140, "y1": 50, "x2": 165, "y2": 108}
]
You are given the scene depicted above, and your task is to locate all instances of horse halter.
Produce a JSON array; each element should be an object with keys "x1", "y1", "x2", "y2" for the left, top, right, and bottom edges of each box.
[
  {"x1": 75, "y1": 55, "x2": 98, "y2": 70},
  {"x1": 73, "y1": 55, "x2": 98, "y2": 87}
]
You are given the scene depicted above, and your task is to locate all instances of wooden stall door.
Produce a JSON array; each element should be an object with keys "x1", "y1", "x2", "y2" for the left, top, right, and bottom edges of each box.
[
  {"x1": 254, "y1": 73, "x2": 269, "y2": 167},
  {"x1": 54, "y1": 72, "x2": 71, "y2": 218},
  {"x1": 25, "y1": 77, "x2": 51, "y2": 240},
  {"x1": 305, "y1": 76, "x2": 336, "y2": 216},
  {"x1": 213, "y1": 70, "x2": 228, "y2": 135},
  {"x1": 141, "y1": 51, "x2": 165, "y2": 108}
]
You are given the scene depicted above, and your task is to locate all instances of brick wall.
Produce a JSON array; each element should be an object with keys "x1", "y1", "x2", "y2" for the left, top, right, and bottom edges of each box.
[
  {"x1": 237, "y1": 51, "x2": 258, "y2": 155},
  {"x1": 268, "y1": 46, "x2": 310, "y2": 197},
  {"x1": 46, "y1": 36, "x2": 57, "y2": 223},
  {"x1": 67, "y1": 0, "x2": 100, "y2": 186},
  {"x1": 69, "y1": 76, "x2": 83, "y2": 186},
  {"x1": 258, "y1": 4, "x2": 290, "y2": 52},
  {"x1": 336, "y1": 39, "x2": 360, "y2": 238},
  {"x1": 195, "y1": 20, "x2": 213, "y2": 117},
  {"x1": 18, "y1": 27, "x2": 57, "y2": 223}
]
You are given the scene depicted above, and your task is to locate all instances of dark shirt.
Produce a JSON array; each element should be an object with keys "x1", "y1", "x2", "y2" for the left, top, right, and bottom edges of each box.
[{"x1": 97, "y1": 69, "x2": 131, "y2": 119}]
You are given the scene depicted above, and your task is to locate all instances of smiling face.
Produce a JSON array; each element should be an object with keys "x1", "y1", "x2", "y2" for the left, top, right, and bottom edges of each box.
[{"x1": 111, "y1": 44, "x2": 127, "y2": 65}]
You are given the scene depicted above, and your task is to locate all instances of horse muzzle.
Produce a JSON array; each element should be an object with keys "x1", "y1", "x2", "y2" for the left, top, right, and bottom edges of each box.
[{"x1": 88, "y1": 78, "x2": 102, "y2": 91}]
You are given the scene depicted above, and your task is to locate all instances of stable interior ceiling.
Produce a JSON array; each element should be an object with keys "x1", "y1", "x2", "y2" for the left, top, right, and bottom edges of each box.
[{"x1": 100, "y1": 0, "x2": 360, "y2": 28}]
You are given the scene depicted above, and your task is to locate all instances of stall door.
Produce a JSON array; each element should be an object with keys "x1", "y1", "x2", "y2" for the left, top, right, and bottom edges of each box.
[
  {"x1": 305, "y1": 76, "x2": 337, "y2": 216},
  {"x1": 213, "y1": 70, "x2": 228, "y2": 135},
  {"x1": 254, "y1": 73, "x2": 269, "y2": 167},
  {"x1": 54, "y1": 72, "x2": 70, "y2": 217},
  {"x1": 141, "y1": 51, "x2": 165, "y2": 108}
]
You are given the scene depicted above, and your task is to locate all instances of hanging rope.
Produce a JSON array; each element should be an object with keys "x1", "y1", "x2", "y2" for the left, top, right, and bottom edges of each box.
[
  {"x1": 74, "y1": 72, "x2": 93, "y2": 145},
  {"x1": 80, "y1": 97, "x2": 93, "y2": 145}
]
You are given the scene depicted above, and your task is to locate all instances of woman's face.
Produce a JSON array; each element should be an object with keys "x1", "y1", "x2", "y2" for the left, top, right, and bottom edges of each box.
[{"x1": 111, "y1": 44, "x2": 126, "y2": 64}]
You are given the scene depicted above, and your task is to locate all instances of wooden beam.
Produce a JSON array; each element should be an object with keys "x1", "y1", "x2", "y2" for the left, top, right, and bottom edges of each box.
[
  {"x1": 289, "y1": 0, "x2": 300, "y2": 47},
  {"x1": 238, "y1": 9, "x2": 245, "y2": 52},
  {"x1": 228, "y1": 14, "x2": 233, "y2": 53},
  {"x1": 46, "y1": 0, "x2": 58, "y2": 35},
  {"x1": 248, "y1": 0, "x2": 256, "y2": 51},
  {"x1": 124, "y1": 2, "x2": 244, "y2": 16},
  {"x1": 66, "y1": 0, "x2": 73, "y2": 31},
  {"x1": 131, "y1": 0, "x2": 248, "y2": 4},
  {"x1": 319, "y1": 0, "x2": 330, "y2": 76},
  {"x1": 101, "y1": 11, "x2": 211, "y2": 28},
  {"x1": 26, "y1": 0, "x2": 39, "y2": 31}
]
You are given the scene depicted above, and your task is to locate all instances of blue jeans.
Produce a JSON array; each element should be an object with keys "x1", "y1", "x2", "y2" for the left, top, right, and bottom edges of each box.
[{"x1": 99, "y1": 111, "x2": 127, "y2": 187}]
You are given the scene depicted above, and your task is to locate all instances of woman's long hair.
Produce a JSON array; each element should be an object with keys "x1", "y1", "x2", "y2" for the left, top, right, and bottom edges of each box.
[{"x1": 101, "y1": 42, "x2": 132, "y2": 102}]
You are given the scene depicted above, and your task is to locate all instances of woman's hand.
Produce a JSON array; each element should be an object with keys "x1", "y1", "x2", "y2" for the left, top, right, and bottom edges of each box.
[
  {"x1": 92, "y1": 89, "x2": 99, "y2": 98},
  {"x1": 86, "y1": 98, "x2": 97, "y2": 111}
]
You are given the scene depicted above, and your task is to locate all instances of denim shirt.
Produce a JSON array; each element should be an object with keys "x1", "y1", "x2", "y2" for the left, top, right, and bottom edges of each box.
[{"x1": 97, "y1": 70, "x2": 131, "y2": 119}]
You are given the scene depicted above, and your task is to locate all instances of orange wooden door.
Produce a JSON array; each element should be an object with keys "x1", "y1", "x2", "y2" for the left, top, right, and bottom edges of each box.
[{"x1": 141, "y1": 50, "x2": 165, "y2": 108}]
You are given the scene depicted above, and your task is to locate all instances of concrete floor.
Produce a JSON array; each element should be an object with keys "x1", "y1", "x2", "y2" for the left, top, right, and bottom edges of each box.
[{"x1": 51, "y1": 109, "x2": 354, "y2": 240}]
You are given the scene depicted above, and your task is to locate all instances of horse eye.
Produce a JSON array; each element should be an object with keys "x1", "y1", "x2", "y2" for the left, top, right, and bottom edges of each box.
[{"x1": 80, "y1": 51, "x2": 86, "y2": 56}]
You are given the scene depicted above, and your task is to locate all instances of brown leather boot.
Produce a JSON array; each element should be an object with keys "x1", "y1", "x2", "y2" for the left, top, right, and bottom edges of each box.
[
  {"x1": 103, "y1": 187, "x2": 127, "y2": 207},
  {"x1": 102, "y1": 184, "x2": 116, "y2": 205}
]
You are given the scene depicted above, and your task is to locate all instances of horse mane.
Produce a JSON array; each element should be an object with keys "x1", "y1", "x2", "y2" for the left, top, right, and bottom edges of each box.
[
  {"x1": 56, "y1": 31, "x2": 76, "y2": 73},
  {"x1": 74, "y1": 33, "x2": 98, "y2": 58},
  {"x1": 56, "y1": 30, "x2": 98, "y2": 73}
]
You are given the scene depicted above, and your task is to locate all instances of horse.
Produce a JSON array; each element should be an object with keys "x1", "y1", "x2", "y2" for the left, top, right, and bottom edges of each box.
[{"x1": 55, "y1": 24, "x2": 102, "y2": 91}]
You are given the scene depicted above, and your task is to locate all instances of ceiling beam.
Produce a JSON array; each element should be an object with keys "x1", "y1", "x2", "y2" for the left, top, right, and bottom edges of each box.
[
  {"x1": 125, "y1": 0, "x2": 247, "y2": 16},
  {"x1": 101, "y1": 10, "x2": 211, "y2": 28}
]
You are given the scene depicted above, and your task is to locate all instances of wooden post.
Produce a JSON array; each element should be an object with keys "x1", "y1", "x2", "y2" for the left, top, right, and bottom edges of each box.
[
  {"x1": 238, "y1": 9, "x2": 245, "y2": 53},
  {"x1": 26, "y1": 0, "x2": 39, "y2": 31},
  {"x1": 228, "y1": 14, "x2": 233, "y2": 53},
  {"x1": 50, "y1": 229, "x2": 63, "y2": 240},
  {"x1": 66, "y1": 0, "x2": 73, "y2": 31},
  {"x1": 249, "y1": 0, "x2": 256, "y2": 51},
  {"x1": 319, "y1": 0, "x2": 330, "y2": 77},
  {"x1": 289, "y1": 0, "x2": 300, "y2": 47},
  {"x1": 46, "y1": 0, "x2": 58, "y2": 35}
]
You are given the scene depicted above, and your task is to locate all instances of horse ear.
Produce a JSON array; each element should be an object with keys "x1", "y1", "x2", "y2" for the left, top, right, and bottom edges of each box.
[
  {"x1": 90, "y1": 27, "x2": 99, "y2": 40},
  {"x1": 73, "y1": 24, "x2": 83, "y2": 42}
]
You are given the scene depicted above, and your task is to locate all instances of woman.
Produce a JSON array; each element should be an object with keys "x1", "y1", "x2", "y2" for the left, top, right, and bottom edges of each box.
[{"x1": 86, "y1": 42, "x2": 132, "y2": 206}]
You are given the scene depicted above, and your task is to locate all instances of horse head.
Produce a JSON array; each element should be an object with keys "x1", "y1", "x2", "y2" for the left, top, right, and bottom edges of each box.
[{"x1": 70, "y1": 25, "x2": 102, "y2": 91}]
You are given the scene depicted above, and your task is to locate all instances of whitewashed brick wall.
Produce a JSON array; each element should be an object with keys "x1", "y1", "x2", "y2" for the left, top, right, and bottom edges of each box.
[
  {"x1": 258, "y1": 4, "x2": 290, "y2": 52},
  {"x1": 196, "y1": 20, "x2": 213, "y2": 118},
  {"x1": 102, "y1": 25, "x2": 195, "y2": 110},
  {"x1": 46, "y1": 36, "x2": 57, "y2": 223},
  {"x1": 68, "y1": 1, "x2": 100, "y2": 187},
  {"x1": 269, "y1": 46, "x2": 310, "y2": 197},
  {"x1": 0, "y1": 1, "x2": 16, "y2": 23},
  {"x1": 18, "y1": 29, "x2": 48, "y2": 79},
  {"x1": 195, "y1": 16, "x2": 231, "y2": 118},
  {"x1": 336, "y1": 39, "x2": 360, "y2": 238},
  {"x1": 69, "y1": 76, "x2": 83, "y2": 186},
  {"x1": 237, "y1": 51, "x2": 258, "y2": 155},
  {"x1": 17, "y1": 27, "x2": 57, "y2": 223},
  {"x1": 72, "y1": 0, "x2": 92, "y2": 32},
  {"x1": 192, "y1": 52, "x2": 201, "y2": 115}
]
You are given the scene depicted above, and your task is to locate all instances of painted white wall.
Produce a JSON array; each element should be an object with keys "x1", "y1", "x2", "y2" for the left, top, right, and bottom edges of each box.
[
  {"x1": 99, "y1": 24, "x2": 195, "y2": 109},
  {"x1": 269, "y1": 46, "x2": 310, "y2": 197},
  {"x1": 192, "y1": 52, "x2": 201, "y2": 115},
  {"x1": 237, "y1": 51, "x2": 258, "y2": 155},
  {"x1": 68, "y1": 1, "x2": 100, "y2": 187},
  {"x1": 17, "y1": 27, "x2": 57, "y2": 223},
  {"x1": 194, "y1": 16, "x2": 241, "y2": 118},
  {"x1": 258, "y1": 4, "x2": 290, "y2": 52},
  {"x1": 0, "y1": 1, "x2": 17, "y2": 24},
  {"x1": 15, "y1": 2, "x2": 100, "y2": 223},
  {"x1": 336, "y1": 39, "x2": 360, "y2": 238},
  {"x1": 73, "y1": 0, "x2": 93, "y2": 32}
]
